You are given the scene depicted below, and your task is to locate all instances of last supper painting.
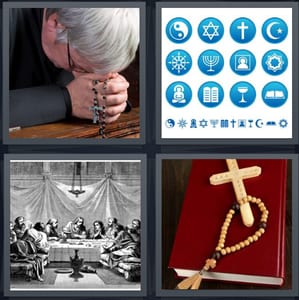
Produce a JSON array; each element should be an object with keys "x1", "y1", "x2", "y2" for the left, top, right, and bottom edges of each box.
[{"x1": 7, "y1": 159, "x2": 142, "y2": 292}]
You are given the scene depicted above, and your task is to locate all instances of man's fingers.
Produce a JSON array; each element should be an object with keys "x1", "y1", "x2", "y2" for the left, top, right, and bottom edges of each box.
[
  {"x1": 98, "y1": 92, "x2": 127, "y2": 107},
  {"x1": 68, "y1": 72, "x2": 129, "y2": 124},
  {"x1": 80, "y1": 72, "x2": 124, "y2": 82},
  {"x1": 105, "y1": 101, "x2": 127, "y2": 117},
  {"x1": 93, "y1": 83, "x2": 129, "y2": 97},
  {"x1": 104, "y1": 80, "x2": 129, "y2": 94}
]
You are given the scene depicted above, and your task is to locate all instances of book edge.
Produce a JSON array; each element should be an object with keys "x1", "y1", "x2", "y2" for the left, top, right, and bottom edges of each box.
[{"x1": 174, "y1": 268, "x2": 284, "y2": 286}]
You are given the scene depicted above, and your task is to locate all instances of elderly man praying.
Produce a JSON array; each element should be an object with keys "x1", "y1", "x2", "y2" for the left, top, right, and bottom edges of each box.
[{"x1": 9, "y1": 8, "x2": 139, "y2": 128}]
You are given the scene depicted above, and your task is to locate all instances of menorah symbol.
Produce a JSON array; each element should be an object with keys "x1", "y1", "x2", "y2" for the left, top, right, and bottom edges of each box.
[
  {"x1": 210, "y1": 119, "x2": 219, "y2": 128},
  {"x1": 202, "y1": 55, "x2": 220, "y2": 72}
]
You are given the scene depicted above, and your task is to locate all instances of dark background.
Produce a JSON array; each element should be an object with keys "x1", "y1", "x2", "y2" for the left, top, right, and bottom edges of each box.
[{"x1": 1, "y1": 0, "x2": 299, "y2": 299}]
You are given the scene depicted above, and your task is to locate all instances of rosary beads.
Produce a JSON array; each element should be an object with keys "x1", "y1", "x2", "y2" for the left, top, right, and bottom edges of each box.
[
  {"x1": 176, "y1": 195, "x2": 269, "y2": 290},
  {"x1": 91, "y1": 80, "x2": 107, "y2": 139}
]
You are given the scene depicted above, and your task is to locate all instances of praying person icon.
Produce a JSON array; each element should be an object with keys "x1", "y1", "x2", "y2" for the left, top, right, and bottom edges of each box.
[
  {"x1": 172, "y1": 85, "x2": 186, "y2": 103},
  {"x1": 190, "y1": 119, "x2": 197, "y2": 128}
]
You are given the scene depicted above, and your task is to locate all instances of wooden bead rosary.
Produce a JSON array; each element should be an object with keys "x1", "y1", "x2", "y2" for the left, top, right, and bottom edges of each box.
[
  {"x1": 176, "y1": 195, "x2": 269, "y2": 289},
  {"x1": 176, "y1": 159, "x2": 269, "y2": 289}
]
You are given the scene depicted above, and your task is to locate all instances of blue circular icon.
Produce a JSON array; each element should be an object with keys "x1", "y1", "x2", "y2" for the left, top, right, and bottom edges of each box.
[
  {"x1": 166, "y1": 49, "x2": 192, "y2": 75},
  {"x1": 262, "y1": 81, "x2": 288, "y2": 107},
  {"x1": 166, "y1": 17, "x2": 192, "y2": 43},
  {"x1": 230, "y1": 82, "x2": 256, "y2": 108},
  {"x1": 166, "y1": 81, "x2": 192, "y2": 108},
  {"x1": 165, "y1": 119, "x2": 175, "y2": 128},
  {"x1": 262, "y1": 49, "x2": 288, "y2": 75},
  {"x1": 230, "y1": 17, "x2": 256, "y2": 43},
  {"x1": 262, "y1": 18, "x2": 288, "y2": 43},
  {"x1": 230, "y1": 49, "x2": 256, "y2": 76},
  {"x1": 198, "y1": 49, "x2": 224, "y2": 75},
  {"x1": 198, "y1": 81, "x2": 224, "y2": 108},
  {"x1": 198, "y1": 18, "x2": 224, "y2": 43}
]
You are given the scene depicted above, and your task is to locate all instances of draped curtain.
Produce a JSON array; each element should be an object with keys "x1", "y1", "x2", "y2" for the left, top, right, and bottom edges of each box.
[{"x1": 10, "y1": 177, "x2": 140, "y2": 230}]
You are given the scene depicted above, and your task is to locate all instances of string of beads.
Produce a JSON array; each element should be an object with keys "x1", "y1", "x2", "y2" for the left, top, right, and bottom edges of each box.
[
  {"x1": 177, "y1": 195, "x2": 269, "y2": 290},
  {"x1": 213, "y1": 195, "x2": 268, "y2": 258},
  {"x1": 91, "y1": 80, "x2": 107, "y2": 139}
]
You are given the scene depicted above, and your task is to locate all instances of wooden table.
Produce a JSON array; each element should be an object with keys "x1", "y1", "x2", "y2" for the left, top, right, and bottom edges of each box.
[{"x1": 9, "y1": 107, "x2": 140, "y2": 139}]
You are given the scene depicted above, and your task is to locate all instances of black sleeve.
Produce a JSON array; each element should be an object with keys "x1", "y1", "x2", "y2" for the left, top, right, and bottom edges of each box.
[
  {"x1": 9, "y1": 9, "x2": 73, "y2": 128},
  {"x1": 124, "y1": 100, "x2": 132, "y2": 113},
  {"x1": 10, "y1": 85, "x2": 72, "y2": 127}
]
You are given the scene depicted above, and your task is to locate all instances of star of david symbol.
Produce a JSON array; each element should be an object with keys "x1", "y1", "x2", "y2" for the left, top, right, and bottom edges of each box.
[
  {"x1": 199, "y1": 119, "x2": 208, "y2": 128},
  {"x1": 202, "y1": 22, "x2": 219, "y2": 41}
]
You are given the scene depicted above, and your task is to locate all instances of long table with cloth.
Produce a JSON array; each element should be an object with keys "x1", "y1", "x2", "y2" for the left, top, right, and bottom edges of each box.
[
  {"x1": 48, "y1": 239, "x2": 110, "y2": 262},
  {"x1": 48, "y1": 239, "x2": 141, "y2": 281}
]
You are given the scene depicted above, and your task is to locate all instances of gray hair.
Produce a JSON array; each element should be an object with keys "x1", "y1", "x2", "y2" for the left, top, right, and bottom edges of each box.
[{"x1": 46, "y1": 8, "x2": 139, "y2": 74}]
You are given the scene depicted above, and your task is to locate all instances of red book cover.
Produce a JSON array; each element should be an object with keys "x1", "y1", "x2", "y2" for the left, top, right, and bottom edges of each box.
[{"x1": 169, "y1": 159, "x2": 287, "y2": 286}]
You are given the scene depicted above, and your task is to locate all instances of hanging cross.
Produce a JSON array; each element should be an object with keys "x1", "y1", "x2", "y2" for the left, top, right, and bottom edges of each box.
[
  {"x1": 89, "y1": 105, "x2": 103, "y2": 124},
  {"x1": 209, "y1": 159, "x2": 261, "y2": 227}
]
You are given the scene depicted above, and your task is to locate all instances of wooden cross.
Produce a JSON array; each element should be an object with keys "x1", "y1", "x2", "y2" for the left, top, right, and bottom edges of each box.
[
  {"x1": 209, "y1": 159, "x2": 261, "y2": 227},
  {"x1": 89, "y1": 105, "x2": 103, "y2": 124}
]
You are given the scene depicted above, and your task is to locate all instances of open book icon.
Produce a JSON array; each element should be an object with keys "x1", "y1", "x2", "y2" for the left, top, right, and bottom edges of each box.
[{"x1": 265, "y1": 90, "x2": 285, "y2": 99}]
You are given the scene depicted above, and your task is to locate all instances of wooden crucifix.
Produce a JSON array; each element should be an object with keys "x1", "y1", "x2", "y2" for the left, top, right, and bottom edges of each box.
[{"x1": 209, "y1": 159, "x2": 261, "y2": 227}]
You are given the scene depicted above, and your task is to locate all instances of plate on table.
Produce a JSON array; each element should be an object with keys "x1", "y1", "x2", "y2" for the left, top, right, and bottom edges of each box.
[{"x1": 55, "y1": 268, "x2": 73, "y2": 274}]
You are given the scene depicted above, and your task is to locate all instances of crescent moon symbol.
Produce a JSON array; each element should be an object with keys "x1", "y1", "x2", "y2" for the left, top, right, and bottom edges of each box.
[
  {"x1": 256, "y1": 119, "x2": 263, "y2": 128},
  {"x1": 266, "y1": 21, "x2": 280, "y2": 40}
]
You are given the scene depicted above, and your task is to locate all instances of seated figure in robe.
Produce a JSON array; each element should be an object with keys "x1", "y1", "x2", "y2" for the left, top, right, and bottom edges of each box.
[
  {"x1": 45, "y1": 218, "x2": 60, "y2": 241},
  {"x1": 104, "y1": 217, "x2": 119, "y2": 239},
  {"x1": 10, "y1": 224, "x2": 50, "y2": 281},
  {"x1": 100, "y1": 219, "x2": 141, "y2": 268},
  {"x1": 10, "y1": 221, "x2": 17, "y2": 244},
  {"x1": 87, "y1": 220, "x2": 105, "y2": 239},
  {"x1": 62, "y1": 216, "x2": 87, "y2": 239},
  {"x1": 13, "y1": 216, "x2": 26, "y2": 239}
]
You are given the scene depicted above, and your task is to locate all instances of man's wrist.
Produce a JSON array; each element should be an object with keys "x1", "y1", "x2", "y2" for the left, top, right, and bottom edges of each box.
[{"x1": 60, "y1": 86, "x2": 72, "y2": 117}]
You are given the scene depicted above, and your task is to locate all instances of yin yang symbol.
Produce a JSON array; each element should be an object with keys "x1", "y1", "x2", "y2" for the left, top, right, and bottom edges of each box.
[{"x1": 166, "y1": 18, "x2": 192, "y2": 43}]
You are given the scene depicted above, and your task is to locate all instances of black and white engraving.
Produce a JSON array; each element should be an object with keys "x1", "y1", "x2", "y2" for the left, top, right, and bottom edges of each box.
[{"x1": 9, "y1": 160, "x2": 141, "y2": 291}]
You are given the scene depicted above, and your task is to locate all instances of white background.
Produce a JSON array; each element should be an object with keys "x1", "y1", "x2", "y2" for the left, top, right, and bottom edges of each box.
[{"x1": 161, "y1": 7, "x2": 293, "y2": 139}]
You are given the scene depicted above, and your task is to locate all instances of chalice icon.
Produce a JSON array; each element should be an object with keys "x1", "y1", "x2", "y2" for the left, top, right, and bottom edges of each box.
[{"x1": 237, "y1": 86, "x2": 248, "y2": 103}]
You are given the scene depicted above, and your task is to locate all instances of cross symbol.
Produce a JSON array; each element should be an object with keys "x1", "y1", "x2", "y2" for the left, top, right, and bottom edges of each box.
[
  {"x1": 209, "y1": 159, "x2": 261, "y2": 227},
  {"x1": 237, "y1": 21, "x2": 249, "y2": 40},
  {"x1": 89, "y1": 105, "x2": 103, "y2": 124}
]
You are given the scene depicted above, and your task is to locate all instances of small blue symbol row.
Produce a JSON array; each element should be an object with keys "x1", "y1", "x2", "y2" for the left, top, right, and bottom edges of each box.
[
  {"x1": 165, "y1": 118, "x2": 288, "y2": 129},
  {"x1": 166, "y1": 17, "x2": 288, "y2": 44},
  {"x1": 166, "y1": 49, "x2": 288, "y2": 76},
  {"x1": 166, "y1": 81, "x2": 288, "y2": 108}
]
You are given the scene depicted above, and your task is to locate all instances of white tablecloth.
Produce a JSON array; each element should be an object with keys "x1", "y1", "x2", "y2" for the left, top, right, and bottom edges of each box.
[{"x1": 48, "y1": 239, "x2": 108, "y2": 262}]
